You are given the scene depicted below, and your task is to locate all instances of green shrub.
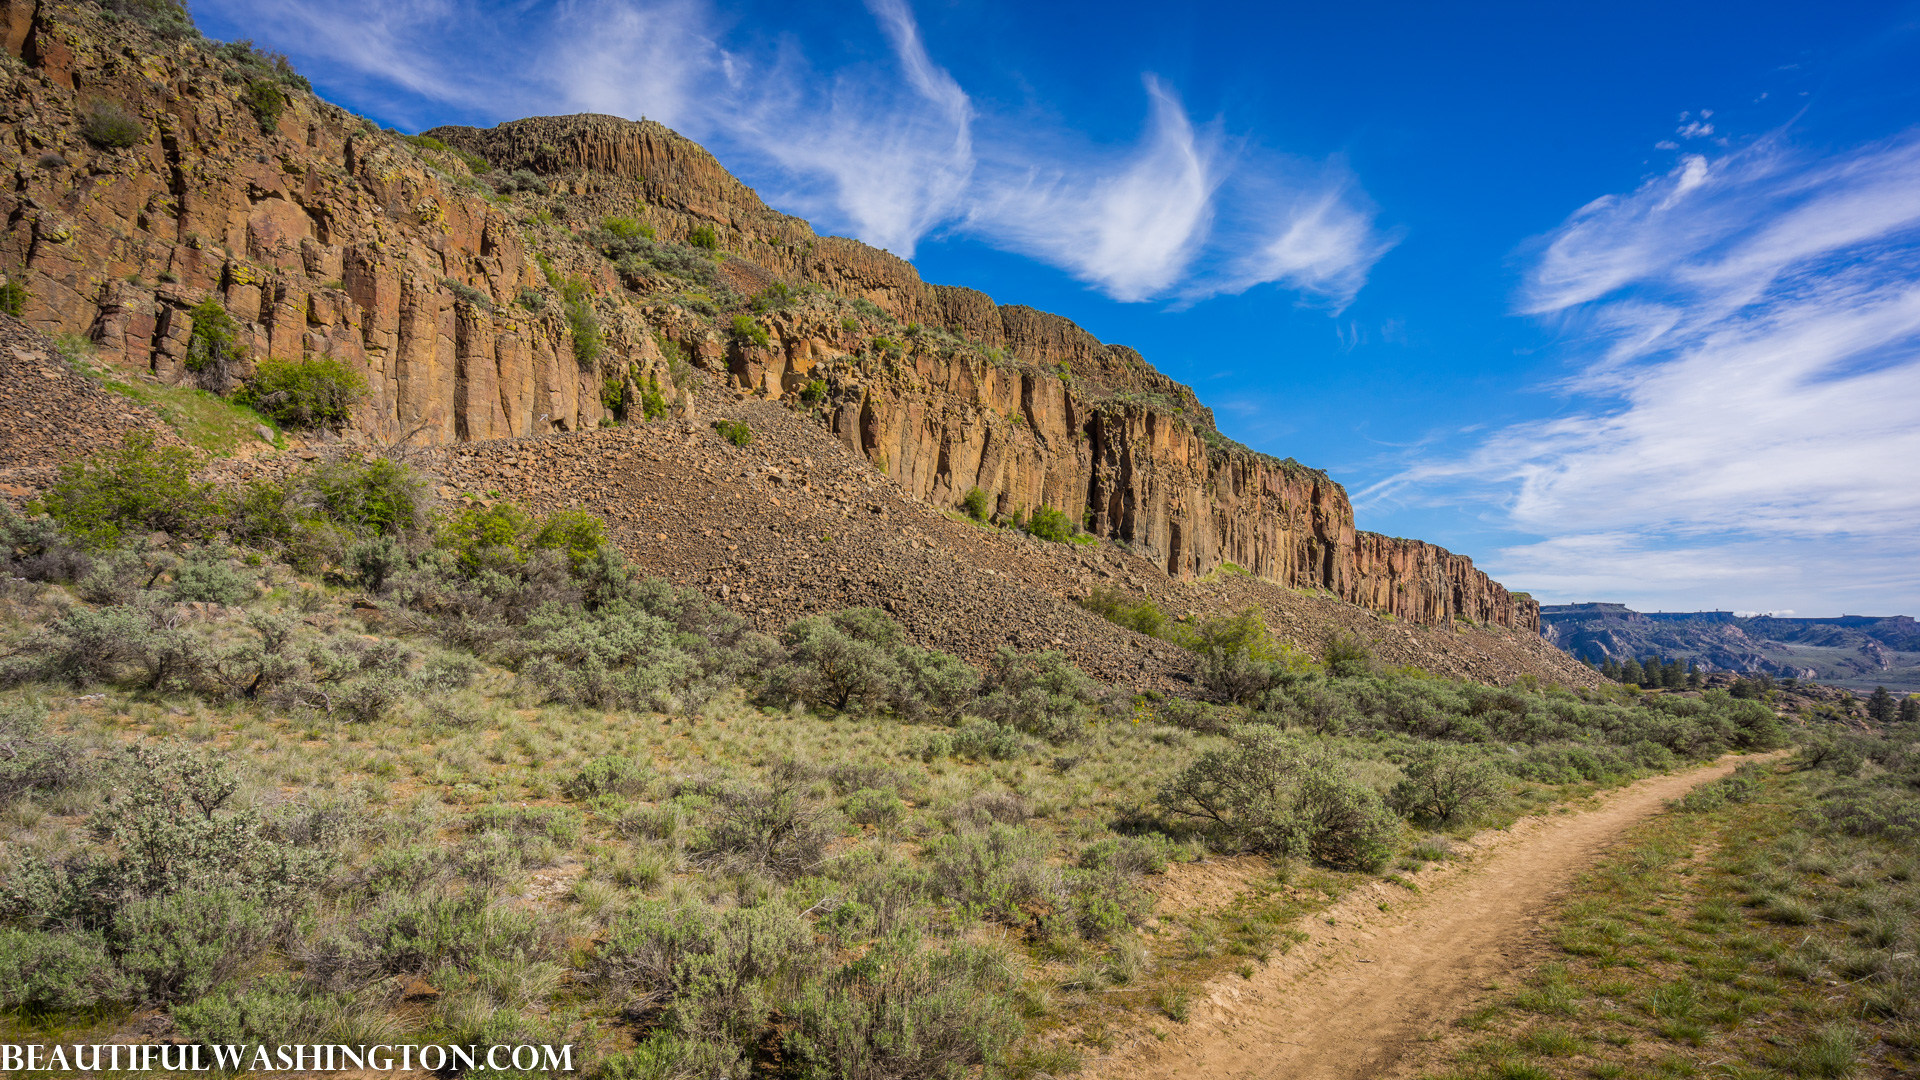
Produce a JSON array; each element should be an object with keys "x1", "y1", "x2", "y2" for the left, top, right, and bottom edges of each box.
[
  {"x1": 167, "y1": 546, "x2": 254, "y2": 604},
  {"x1": 171, "y1": 973, "x2": 327, "y2": 1045},
  {"x1": 245, "y1": 353, "x2": 368, "y2": 426},
  {"x1": 688, "y1": 226, "x2": 718, "y2": 251},
  {"x1": 1389, "y1": 744, "x2": 1504, "y2": 823},
  {"x1": 1198, "y1": 647, "x2": 1293, "y2": 708},
  {"x1": 1079, "y1": 834, "x2": 1173, "y2": 876},
  {"x1": 0, "y1": 741, "x2": 328, "y2": 926},
  {"x1": 713, "y1": 419, "x2": 753, "y2": 447},
  {"x1": 1026, "y1": 504, "x2": 1078, "y2": 543},
  {"x1": 799, "y1": 378, "x2": 828, "y2": 406},
  {"x1": 299, "y1": 457, "x2": 427, "y2": 538},
  {"x1": 0, "y1": 278, "x2": 26, "y2": 316},
  {"x1": 638, "y1": 375, "x2": 670, "y2": 420},
  {"x1": 842, "y1": 787, "x2": 906, "y2": 830},
  {"x1": 183, "y1": 297, "x2": 243, "y2": 384},
  {"x1": 115, "y1": 886, "x2": 269, "y2": 1003},
  {"x1": 752, "y1": 282, "x2": 796, "y2": 312},
  {"x1": 602, "y1": 216, "x2": 655, "y2": 240},
  {"x1": 763, "y1": 608, "x2": 976, "y2": 719},
  {"x1": 439, "y1": 501, "x2": 537, "y2": 572},
  {"x1": 493, "y1": 169, "x2": 548, "y2": 196},
  {"x1": 565, "y1": 755, "x2": 653, "y2": 799},
  {"x1": 566, "y1": 292, "x2": 603, "y2": 366},
  {"x1": 353, "y1": 888, "x2": 547, "y2": 974},
  {"x1": 1322, "y1": 630, "x2": 1375, "y2": 678},
  {"x1": 1080, "y1": 586, "x2": 1165, "y2": 636},
  {"x1": 595, "y1": 898, "x2": 810, "y2": 1049},
  {"x1": 97, "y1": 0, "x2": 197, "y2": 37},
  {"x1": 938, "y1": 718, "x2": 1024, "y2": 760},
  {"x1": 34, "y1": 431, "x2": 223, "y2": 546},
  {"x1": 730, "y1": 314, "x2": 770, "y2": 348},
  {"x1": 0, "y1": 702, "x2": 85, "y2": 800},
  {"x1": 441, "y1": 278, "x2": 494, "y2": 310},
  {"x1": 700, "y1": 778, "x2": 832, "y2": 880},
  {"x1": 0, "y1": 928, "x2": 129, "y2": 1011},
  {"x1": 961, "y1": 487, "x2": 991, "y2": 522},
  {"x1": 1158, "y1": 728, "x2": 1397, "y2": 869},
  {"x1": 242, "y1": 78, "x2": 285, "y2": 133},
  {"x1": 784, "y1": 932, "x2": 1023, "y2": 1080},
  {"x1": 532, "y1": 508, "x2": 609, "y2": 571},
  {"x1": 924, "y1": 822, "x2": 1051, "y2": 920},
  {"x1": 972, "y1": 648, "x2": 1106, "y2": 742},
  {"x1": 80, "y1": 99, "x2": 143, "y2": 148}
]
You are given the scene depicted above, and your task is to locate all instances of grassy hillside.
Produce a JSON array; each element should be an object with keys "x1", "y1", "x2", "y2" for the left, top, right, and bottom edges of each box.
[{"x1": 0, "y1": 438, "x2": 1788, "y2": 1078}]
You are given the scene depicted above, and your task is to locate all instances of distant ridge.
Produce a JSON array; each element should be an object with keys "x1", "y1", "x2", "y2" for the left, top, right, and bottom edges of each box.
[{"x1": 1539, "y1": 605, "x2": 1920, "y2": 693}]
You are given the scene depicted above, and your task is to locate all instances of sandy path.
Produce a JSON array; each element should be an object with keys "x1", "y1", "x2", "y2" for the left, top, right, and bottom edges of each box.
[{"x1": 1095, "y1": 755, "x2": 1768, "y2": 1080}]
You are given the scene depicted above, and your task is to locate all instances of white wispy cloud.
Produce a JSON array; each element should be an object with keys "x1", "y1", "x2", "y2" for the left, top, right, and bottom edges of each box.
[
  {"x1": 965, "y1": 77, "x2": 1216, "y2": 301},
  {"x1": 195, "y1": 0, "x2": 1391, "y2": 304},
  {"x1": 1364, "y1": 128, "x2": 1920, "y2": 612}
]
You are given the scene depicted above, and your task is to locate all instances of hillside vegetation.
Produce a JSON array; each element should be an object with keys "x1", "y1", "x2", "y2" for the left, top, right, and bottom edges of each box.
[{"x1": 0, "y1": 437, "x2": 1790, "y2": 1078}]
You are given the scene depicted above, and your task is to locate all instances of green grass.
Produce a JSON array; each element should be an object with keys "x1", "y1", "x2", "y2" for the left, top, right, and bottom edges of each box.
[
  {"x1": 98, "y1": 372, "x2": 281, "y2": 455},
  {"x1": 1414, "y1": 761, "x2": 1914, "y2": 1080}
]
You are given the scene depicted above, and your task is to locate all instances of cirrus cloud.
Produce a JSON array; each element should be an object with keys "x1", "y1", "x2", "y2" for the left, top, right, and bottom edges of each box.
[
  {"x1": 1363, "y1": 129, "x2": 1920, "y2": 613},
  {"x1": 194, "y1": 0, "x2": 1391, "y2": 306}
]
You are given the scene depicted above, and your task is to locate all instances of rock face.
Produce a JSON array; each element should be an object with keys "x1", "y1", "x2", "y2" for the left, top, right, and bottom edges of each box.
[
  {"x1": 0, "y1": 7, "x2": 654, "y2": 445},
  {"x1": 0, "y1": 6, "x2": 1536, "y2": 633}
]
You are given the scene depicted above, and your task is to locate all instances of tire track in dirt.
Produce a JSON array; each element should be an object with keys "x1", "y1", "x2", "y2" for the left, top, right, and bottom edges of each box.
[{"x1": 1095, "y1": 755, "x2": 1779, "y2": 1080}]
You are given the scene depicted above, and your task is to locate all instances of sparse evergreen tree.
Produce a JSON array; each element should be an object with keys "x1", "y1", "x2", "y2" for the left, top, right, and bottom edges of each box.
[
  {"x1": 1867, "y1": 685, "x2": 1897, "y2": 724},
  {"x1": 1621, "y1": 658, "x2": 1645, "y2": 686},
  {"x1": 1663, "y1": 658, "x2": 1685, "y2": 688},
  {"x1": 1686, "y1": 661, "x2": 1703, "y2": 691},
  {"x1": 1900, "y1": 694, "x2": 1920, "y2": 725}
]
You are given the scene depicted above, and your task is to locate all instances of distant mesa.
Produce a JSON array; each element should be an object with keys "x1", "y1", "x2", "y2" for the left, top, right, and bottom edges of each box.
[{"x1": 1539, "y1": 604, "x2": 1920, "y2": 694}]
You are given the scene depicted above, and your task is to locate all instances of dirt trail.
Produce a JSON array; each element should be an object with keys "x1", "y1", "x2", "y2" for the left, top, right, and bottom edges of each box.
[{"x1": 1096, "y1": 755, "x2": 1772, "y2": 1080}]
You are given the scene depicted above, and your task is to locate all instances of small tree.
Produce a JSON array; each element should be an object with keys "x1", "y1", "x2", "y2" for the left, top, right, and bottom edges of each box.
[
  {"x1": 1899, "y1": 695, "x2": 1919, "y2": 725},
  {"x1": 1867, "y1": 686, "x2": 1897, "y2": 725},
  {"x1": 183, "y1": 298, "x2": 243, "y2": 391}
]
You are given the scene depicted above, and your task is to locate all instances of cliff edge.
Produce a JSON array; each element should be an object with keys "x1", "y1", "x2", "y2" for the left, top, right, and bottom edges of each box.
[{"x1": 0, "y1": 1, "x2": 1537, "y2": 635}]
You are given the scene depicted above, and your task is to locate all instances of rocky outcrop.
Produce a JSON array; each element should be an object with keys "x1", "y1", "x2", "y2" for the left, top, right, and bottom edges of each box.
[
  {"x1": 0, "y1": 4, "x2": 1536, "y2": 633},
  {"x1": 0, "y1": 6, "x2": 684, "y2": 445}
]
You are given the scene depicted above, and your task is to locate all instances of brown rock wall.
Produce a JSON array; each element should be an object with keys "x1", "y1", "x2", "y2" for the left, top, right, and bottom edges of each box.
[{"x1": 0, "y1": 9, "x2": 1533, "y2": 633}]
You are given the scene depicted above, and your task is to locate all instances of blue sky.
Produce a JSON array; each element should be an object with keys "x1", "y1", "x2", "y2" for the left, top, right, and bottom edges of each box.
[{"x1": 192, "y1": 0, "x2": 1920, "y2": 617}]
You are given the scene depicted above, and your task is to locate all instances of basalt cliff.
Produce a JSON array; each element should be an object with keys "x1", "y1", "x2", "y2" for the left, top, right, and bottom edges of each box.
[{"x1": 0, "y1": 0, "x2": 1537, "y2": 635}]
